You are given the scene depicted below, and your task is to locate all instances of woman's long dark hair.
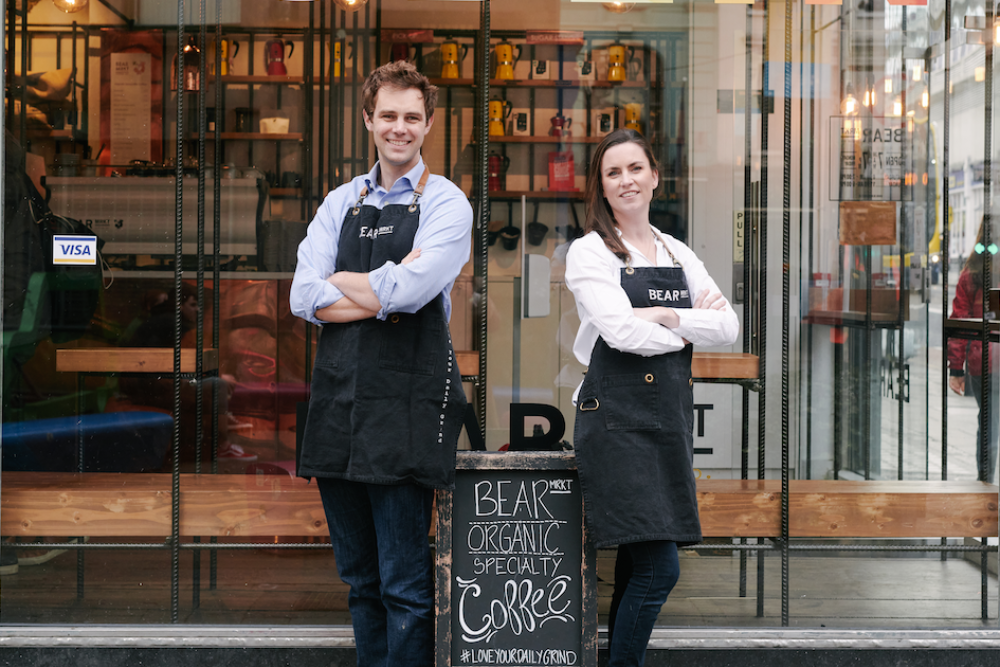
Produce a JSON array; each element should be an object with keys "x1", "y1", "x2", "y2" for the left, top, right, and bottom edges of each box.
[{"x1": 583, "y1": 128, "x2": 662, "y2": 263}]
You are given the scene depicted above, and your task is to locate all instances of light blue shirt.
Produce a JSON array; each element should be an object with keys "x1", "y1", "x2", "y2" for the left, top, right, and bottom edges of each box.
[{"x1": 290, "y1": 158, "x2": 473, "y2": 326}]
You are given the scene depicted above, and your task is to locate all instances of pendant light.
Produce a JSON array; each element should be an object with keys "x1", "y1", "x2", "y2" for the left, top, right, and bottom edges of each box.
[
  {"x1": 333, "y1": 0, "x2": 369, "y2": 11},
  {"x1": 602, "y1": 2, "x2": 636, "y2": 12},
  {"x1": 52, "y1": 0, "x2": 88, "y2": 13}
]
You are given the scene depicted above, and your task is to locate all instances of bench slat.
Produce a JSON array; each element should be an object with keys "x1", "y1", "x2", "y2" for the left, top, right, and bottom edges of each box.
[{"x1": 2, "y1": 474, "x2": 996, "y2": 538}]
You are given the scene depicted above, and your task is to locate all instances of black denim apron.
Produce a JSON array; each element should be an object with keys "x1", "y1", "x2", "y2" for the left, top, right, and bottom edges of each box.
[
  {"x1": 298, "y1": 168, "x2": 467, "y2": 489},
  {"x1": 573, "y1": 250, "x2": 702, "y2": 549}
]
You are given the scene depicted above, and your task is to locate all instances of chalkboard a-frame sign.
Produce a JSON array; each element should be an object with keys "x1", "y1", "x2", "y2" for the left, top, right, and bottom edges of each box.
[{"x1": 436, "y1": 451, "x2": 597, "y2": 667}]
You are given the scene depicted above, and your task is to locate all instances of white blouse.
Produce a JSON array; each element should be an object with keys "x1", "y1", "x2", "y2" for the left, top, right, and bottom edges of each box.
[{"x1": 564, "y1": 227, "x2": 741, "y2": 368}]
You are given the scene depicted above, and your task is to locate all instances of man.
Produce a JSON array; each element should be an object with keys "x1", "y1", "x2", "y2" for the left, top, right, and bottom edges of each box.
[{"x1": 289, "y1": 61, "x2": 472, "y2": 667}]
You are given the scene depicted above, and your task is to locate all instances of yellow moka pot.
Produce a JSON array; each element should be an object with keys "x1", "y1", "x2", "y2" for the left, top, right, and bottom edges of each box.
[
  {"x1": 211, "y1": 38, "x2": 239, "y2": 76},
  {"x1": 625, "y1": 103, "x2": 643, "y2": 134},
  {"x1": 494, "y1": 39, "x2": 520, "y2": 81},
  {"x1": 440, "y1": 39, "x2": 468, "y2": 79},
  {"x1": 607, "y1": 43, "x2": 632, "y2": 82},
  {"x1": 489, "y1": 98, "x2": 512, "y2": 136}
]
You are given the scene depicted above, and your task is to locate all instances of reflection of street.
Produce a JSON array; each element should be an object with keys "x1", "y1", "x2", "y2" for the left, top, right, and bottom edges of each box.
[{"x1": 878, "y1": 276, "x2": 980, "y2": 481}]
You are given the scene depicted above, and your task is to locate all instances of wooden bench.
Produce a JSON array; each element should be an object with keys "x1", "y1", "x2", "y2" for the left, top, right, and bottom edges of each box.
[
  {"x1": 456, "y1": 352, "x2": 760, "y2": 382},
  {"x1": 3, "y1": 474, "x2": 995, "y2": 539}
]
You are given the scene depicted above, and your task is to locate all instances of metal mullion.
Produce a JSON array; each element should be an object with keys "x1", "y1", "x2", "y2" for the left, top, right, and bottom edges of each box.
[
  {"x1": 757, "y1": 0, "x2": 771, "y2": 621},
  {"x1": 780, "y1": 0, "x2": 793, "y2": 628},
  {"x1": 172, "y1": 0, "x2": 187, "y2": 626},
  {"x1": 191, "y1": 0, "x2": 208, "y2": 613},
  {"x1": 740, "y1": 3, "x2": 754, "y2": 601},
  {"x1": 317, "y1": 0, "x2": 325, "y2": 207},
  {"x1": 897, "y1": 10, "x2": 909, "y2": 482},
  {"x1": 980, "y1": 0, "x2": 995, "y2": 625},
  {"x1": 211, "y1": 0, "x2": 223, "y2": 592}
]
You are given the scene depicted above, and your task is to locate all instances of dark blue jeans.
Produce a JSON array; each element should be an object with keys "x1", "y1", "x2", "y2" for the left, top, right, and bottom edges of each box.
[
  {"x1": 316, "y1": 477, "x2": 435, "y2": 667},
  {"x1": 606, "y1": 541, "x2": 680, "y2": 667},
  {"x1": 968, "y1": 374, "x2": 999, "y2": 484}
]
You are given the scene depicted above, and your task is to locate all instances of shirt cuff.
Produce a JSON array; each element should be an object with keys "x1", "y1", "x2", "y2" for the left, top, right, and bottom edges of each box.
[
  {"x1": 367, "y1": 263, "x2": 395, "y2": 320},
  {"x1": 312, "y1": 280, "x2": 347, "y2": 325}
]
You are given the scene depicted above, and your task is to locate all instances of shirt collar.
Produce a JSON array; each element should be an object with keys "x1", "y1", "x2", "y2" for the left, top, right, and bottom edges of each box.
[{"x1": 365, "y1": 157, "x2": 426, "y2": 195}]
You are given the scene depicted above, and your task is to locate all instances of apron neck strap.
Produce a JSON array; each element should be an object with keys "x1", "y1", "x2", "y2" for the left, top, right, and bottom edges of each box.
[
  {"x1": 408, "y1": 165, "x2": 431, "y2": 212},
  {"x1": 351, "y1": 165, "x2": 431, "y2": 215},
  {"x1": 650, "y1": 227, "x2": 683, "y2": 270}
]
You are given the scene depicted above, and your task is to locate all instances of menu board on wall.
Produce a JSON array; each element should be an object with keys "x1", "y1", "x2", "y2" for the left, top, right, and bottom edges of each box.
[
  {"x1": 100, "y1": 30, "x2": 164, "y2": 168},
  {"x1": 830, "y1": 116, "x2": 913, "y2": 202},
  {"x1": 437, "y1": 453, "x2": 596, "y2": 667},
  {"x1": 110, "y1": 53, "x2": 152, "y2": 166}
]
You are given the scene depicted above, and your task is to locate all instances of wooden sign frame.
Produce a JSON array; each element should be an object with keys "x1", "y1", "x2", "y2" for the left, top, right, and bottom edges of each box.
[{"x1": 436, "y1": 451, "x2": 597, "y2": 667}]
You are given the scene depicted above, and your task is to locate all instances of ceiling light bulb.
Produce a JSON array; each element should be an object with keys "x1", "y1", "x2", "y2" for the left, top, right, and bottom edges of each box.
[
  {"x1": 52, "y1": 0, "x2": 88, "y2": 13},
  {"x1": 603, "y1": 2, "x2": 636, "y2": 13},
  {"x1": 333, "y1": 0, "x2": 369, "y2": 11}
]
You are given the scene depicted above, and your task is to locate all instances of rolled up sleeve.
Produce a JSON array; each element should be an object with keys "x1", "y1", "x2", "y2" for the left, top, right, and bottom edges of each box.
[
  {"x1": 367, "y1": 189, "x2": 473, "y2": 320},
  {"x1": 290, "y1": 194, "x2": 348, "y2": 326}
]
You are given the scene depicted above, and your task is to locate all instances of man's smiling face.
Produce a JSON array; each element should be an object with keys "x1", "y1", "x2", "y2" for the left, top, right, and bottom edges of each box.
[{"x1": 363, "y1": 85, "x2": 434, "y2": 176}]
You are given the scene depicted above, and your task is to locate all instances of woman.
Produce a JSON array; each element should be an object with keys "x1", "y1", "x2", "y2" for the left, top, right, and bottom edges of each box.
[
  {"x1": 948, "y1": 219, "x2": 998, "y2": 483},
  {"x1": 565, "y1": 129, "x2": 739, "y2": 666}
]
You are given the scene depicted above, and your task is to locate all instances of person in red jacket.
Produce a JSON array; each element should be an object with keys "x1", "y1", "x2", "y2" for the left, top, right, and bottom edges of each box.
[{"x1": 948, "y1": 219, "x2": 998, "y2": 483}]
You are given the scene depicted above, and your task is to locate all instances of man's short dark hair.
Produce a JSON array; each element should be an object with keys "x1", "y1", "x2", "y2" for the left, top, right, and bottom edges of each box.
[{"x1": 361, "y1": 61, "x2": 438, "y2": 122}]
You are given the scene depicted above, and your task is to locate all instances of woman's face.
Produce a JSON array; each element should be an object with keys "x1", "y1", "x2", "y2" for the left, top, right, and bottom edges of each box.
[{"x1": 599, "y1": 141, "x2": 658, "y2": 220}]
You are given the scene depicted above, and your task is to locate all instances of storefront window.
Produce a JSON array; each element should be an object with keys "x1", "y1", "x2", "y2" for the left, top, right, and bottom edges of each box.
[{"x1": 2, "y1": 0, "x2": 997, "y2": 633}]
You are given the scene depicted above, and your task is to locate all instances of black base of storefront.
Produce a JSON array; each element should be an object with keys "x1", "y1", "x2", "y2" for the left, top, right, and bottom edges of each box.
[
  {"x1": 2, "y1": 647, "x2": 1000, "y2": 666},
  {"x1": 2, "y1": 629, "x2": 1000, "y2": 666}
]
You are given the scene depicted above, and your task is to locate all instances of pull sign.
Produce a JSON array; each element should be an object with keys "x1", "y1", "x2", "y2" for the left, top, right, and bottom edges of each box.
[{"x1": 52, "y1": 235, "x2": 98, "y2": 266}]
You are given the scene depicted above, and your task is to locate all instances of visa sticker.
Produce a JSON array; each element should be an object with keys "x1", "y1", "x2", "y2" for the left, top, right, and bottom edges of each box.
[{"x1": 52, "y1": 235, "x2": 98, "y2": 266}]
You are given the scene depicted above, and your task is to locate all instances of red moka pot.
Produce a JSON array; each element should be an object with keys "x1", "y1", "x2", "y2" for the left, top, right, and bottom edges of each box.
[{"x1": 265, "y1": 38, "x2": 294, "y2": 76}]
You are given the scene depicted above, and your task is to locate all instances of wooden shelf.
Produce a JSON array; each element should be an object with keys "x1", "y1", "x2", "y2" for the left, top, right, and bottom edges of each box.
[
  {"x1": 27, "y1": 128, "x2": 86, "y2": 141},
  {"x1": 488, "y1": 190, "x2": 584, "y2": 200},
  {"x1": 490, "y1": 135, "x2": 603, "y2": 144},
  {"x1": 429, "y1": 78, "x2": 654, "y2": 89},
  {"x1": 210, "y1": 75, "x2": 305, "y2": 85},
  {"x1": 56, "y1": 348, "x2": 219, "y2": 374},
  {"x1": 270, "y1": 188, "x2": 302, "y2": 198},
  {"x1": 188, "y1": 132, "x2": 302, "y2": 141}
]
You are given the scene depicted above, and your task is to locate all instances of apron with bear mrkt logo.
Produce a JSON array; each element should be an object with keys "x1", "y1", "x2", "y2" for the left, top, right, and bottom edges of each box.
[
  {"x1": 573, "y1": 250, "x2": 702, "y2": 549},
  {"x1": 298, "y1": 167, "x2": 467, "y2": 489}
]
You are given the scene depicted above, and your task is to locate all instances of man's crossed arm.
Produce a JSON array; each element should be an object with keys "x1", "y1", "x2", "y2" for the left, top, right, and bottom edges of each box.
[{"x1": 315, "y1": 248, "x2": 421, "y2": 323}]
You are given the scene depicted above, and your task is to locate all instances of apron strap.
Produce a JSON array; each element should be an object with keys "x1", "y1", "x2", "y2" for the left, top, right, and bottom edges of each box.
[
  {"x1": 351, "y1": 186, "x2": 369, "y2": 216},
  {"x1": 651, "y1": 227, "x2": 683, "y2": 270},
  {"x1": 408, "y1": 165, "x2": 431, "y2": 212},
  {"x1": 352, "y1": 165, "x2": 431, "y2": 215}
]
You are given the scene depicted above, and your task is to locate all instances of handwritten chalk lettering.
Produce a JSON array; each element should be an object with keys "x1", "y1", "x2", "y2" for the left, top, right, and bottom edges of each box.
[
  {"x1": 457, "y1": 575, "x2": 575, "y2": 644},
  {"x1": 475, "y1": 480, "x2": 555, "y2": 519},
  {"x1": 466, "y1": 520, "x2": 565, "y2": 555},
  {"x1": 472, "y1": 556, "x2": 563, "y2": 577},
  {"x1": 459, "y1": 647, "x2": 579, "y2": 665}
]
